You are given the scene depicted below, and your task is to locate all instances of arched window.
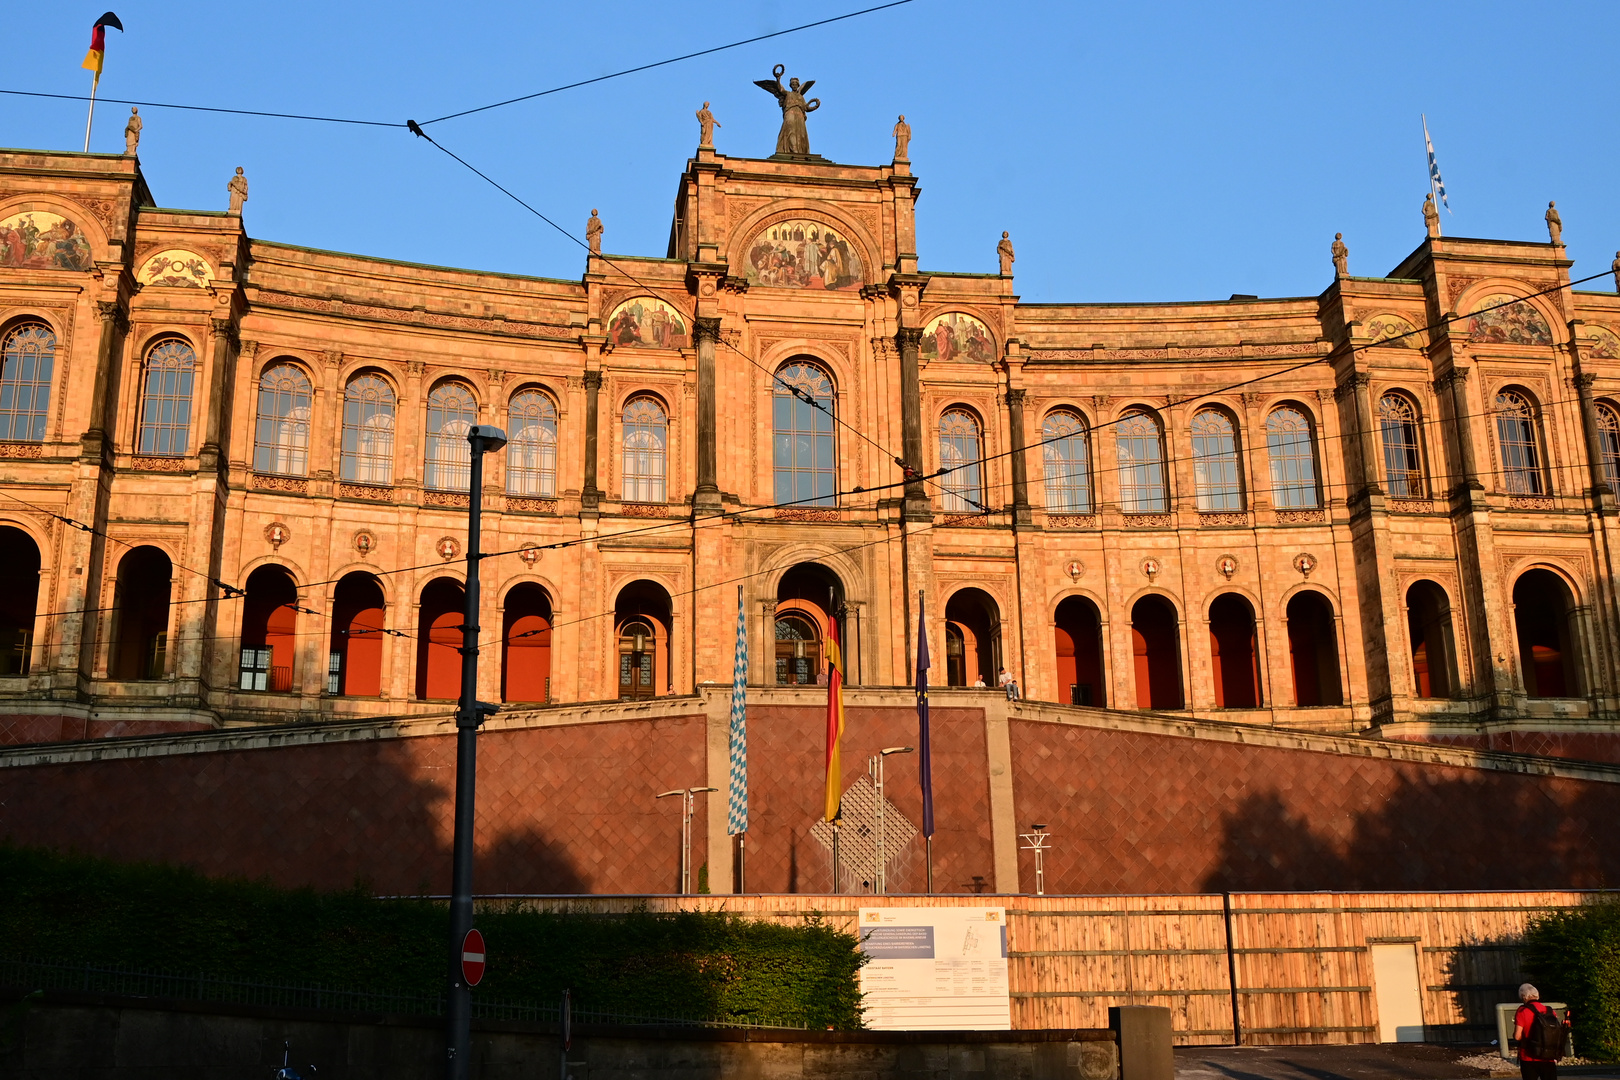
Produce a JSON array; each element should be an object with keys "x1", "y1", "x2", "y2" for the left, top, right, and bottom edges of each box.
[
  {"x1": 1191, "y1": 409, "x2": 1241, "y2": 511},
  {"x1": 1378, "y1": 393, "x2": 1423, "y2": 498},
  {"x1": 507, "y1": 390, "x2": 558, "y2": 497},
  {"x1": 339, "y1": 373, "x2": 395, "y2": 485},
  {"x1": 775, "y1": 613, "x2": 822, "y2": 685},
  {"x1": 136, "y1": 338, "x2": 196, "y2": 456},
  {"x1": 1494, "y1": 390, "x2": 1543, "y2": 495},
  {"x1": 772, "y1": 362, "x2": 836, "y2": 507},
  {"x1": 425, "y1": 382, "x2": 477, "y2": 492},
  {"x1": 1041, "y1": 410, "x2": 1092, "y2": 513},
  {"x1": 0, "y1": 323, "x2": 56, "y2": 443},
  {"x1": 622, "y1": 396, "x2": 667, "y2": 503},
  {"x1": 1597, "y1": 403, "x2": 1620, "y2": 495},
  {"x1": 253, "y1": 364, "x2": 311, "y2": 475},
  {"x1": 938, "y1": 408, "x2": 985, "y2": 513},
  {"x1": 1266, "y1": 406, "x2": 1320, "y2": 509},
  {"x1": 1116, "y1": 411, "x2": 1167, "y2": 513}
]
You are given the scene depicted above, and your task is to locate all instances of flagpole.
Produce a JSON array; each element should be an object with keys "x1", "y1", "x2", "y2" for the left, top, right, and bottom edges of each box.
[
  {"x1": 83, "y1": 74, "x2": 99, "y2": 153},
  {"x1": 1421, "y1": 114, "x2": 1439, "y2": 212}
]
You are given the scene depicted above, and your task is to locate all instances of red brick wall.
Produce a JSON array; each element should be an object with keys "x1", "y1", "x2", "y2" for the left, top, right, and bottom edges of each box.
[
  {"x1": 0, "y1": 714, "x2": 212, "y2": 745},
  {"x1": 1385, "y1": 729, "x2": 1620, "y2": 764},
  {"x1": 1009, "y1": 719, "x2": 1620, "y2": 894},
  {"x1": 0, "y1": 715, "x2": 708, "y2": 895},
  {"x1": 740, "y1": 705, "x2": 995, "y2": 894}
]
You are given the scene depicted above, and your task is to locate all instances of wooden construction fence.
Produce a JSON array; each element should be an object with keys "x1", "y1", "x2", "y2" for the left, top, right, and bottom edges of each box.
[{"x1": 498, "y1": 890, "x2": 1602, "y2": 1045}]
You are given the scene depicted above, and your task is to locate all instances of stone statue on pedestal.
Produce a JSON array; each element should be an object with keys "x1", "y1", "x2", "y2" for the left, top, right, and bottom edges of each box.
[
  {"x1": 754, "y1": 65, "x2": 819, "y2": 156},
  {"x1": 227, "y1": 167, "x2": 249, "y2": 215},
  {"x1": 696, "y1": 102, "x2": 720, "y2": 147},
  {"x1": 1612, "y1": 251, "x2": 1620, "y2": 293},
  {"x1": 123, "y1": 108, "x2": 141, "y2": 156},
  {"x1": 997, "y1": 231, "x2": 1015, "y2": 275},
  {"x1": 892, "y1": 115, "x2": 911, "y2": 161},
  {"x1": 1545, "y1": 201, "x2": 1563, "y2": 245},
  {"x1": 1423, "y1": 193, "x2": 1440, "y2": 238},
  {"x1": 1331, "y1": 232, "x2": 1349, "y2": 277},
  {"x1": 586, "y1": 209, "x2": 603, "y2": 255}
]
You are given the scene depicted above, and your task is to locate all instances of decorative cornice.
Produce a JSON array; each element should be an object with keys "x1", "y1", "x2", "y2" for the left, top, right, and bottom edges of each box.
[{"x1": 252, "y1": 289, "x2": 576, "y2": 340}]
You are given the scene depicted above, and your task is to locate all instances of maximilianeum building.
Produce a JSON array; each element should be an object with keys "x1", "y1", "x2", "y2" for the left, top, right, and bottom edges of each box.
[{"x1": 2, "y1": 122, "x2": 1620, "y2": 752}]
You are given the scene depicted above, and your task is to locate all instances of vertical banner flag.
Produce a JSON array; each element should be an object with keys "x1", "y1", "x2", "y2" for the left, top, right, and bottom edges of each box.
[
  {"x1": 917, "y1": 594, "x2": 934, "y2": 838},
  {"x1": 727, "y1": 585, "x2": 749, "y2": 836},
  {"x1": 823, "y1": 606, "x2": 846, "y2": 821},
  {"x1": 1422, "y1": 114, "x2": 1450, "y2": 212},
  {"x1": 81, "y1": 12, "x2": 123, "y2": 81}
]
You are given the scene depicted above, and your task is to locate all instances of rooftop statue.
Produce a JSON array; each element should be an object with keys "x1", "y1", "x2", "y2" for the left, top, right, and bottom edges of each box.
[
  {"x1": 1545, "y1": 201, "x2": 1563, "y2": 245},
  {"x1": 1331, "y1": 232, "x2": 1348, "y2": 277},
  {"x1": 696, "y1": 102, "x2": 720, "y2": 148},
  {"x1": 755, "y1": 64, "x2": 819, "y2": 157}
]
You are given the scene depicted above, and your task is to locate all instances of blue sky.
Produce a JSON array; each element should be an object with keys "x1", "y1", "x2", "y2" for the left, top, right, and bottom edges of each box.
[{"x1": 7, "y1": 1, "x2": 1617, "y2": 303}]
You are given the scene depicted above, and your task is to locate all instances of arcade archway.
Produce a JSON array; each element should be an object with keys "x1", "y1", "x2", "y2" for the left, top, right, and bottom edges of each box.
[
  {"x1": 1054, "y1": 595, "x2": 1105, "y2": 707},
  {"x1": 1208, "y1": 593, "x2": 1260, "y2": 708},
  {"x1": 0, "y1": 526, "x2": 39, "y2": 675},
  {"x1": 1286, "y1": 591, "x2": 1343, "y2": 706},
  {"x1": 416, "y1": 578, "x2": 464, "y2": 700},
  {"x1": 615, "y1": 579, "x2": 672, "y2": 700},
  {"x1": 1406, "y1": 580, "x2": 1458, "y2": 699},
  {"x1": 945, "y1": 587, "x2": 1001, "y2": 688},
  {"x1": 503, "y1": 582, "x2": 553, "y2": 702},
  {"x1": 1130, "y1": 595, "x2": 1183, "y2": 710},
  {"x1": 330, "y1": 572, "x2": 385, "y2": 696},
  {"x1": 1513, "y1": 569, "x2": 1580, "y2": 698}
]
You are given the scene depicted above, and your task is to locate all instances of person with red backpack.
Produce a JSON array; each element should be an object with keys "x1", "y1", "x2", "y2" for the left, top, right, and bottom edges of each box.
[{"x1": 1514, "y1": 983, "x2": 1571, "y2": 1080}]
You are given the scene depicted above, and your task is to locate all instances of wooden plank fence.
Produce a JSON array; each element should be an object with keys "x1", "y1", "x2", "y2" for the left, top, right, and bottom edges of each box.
[{"x1": 498, "y1": 891, "x2": 1600, "y2": 1045}]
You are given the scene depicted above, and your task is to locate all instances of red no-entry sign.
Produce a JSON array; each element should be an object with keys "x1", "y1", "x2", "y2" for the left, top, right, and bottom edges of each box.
[{"x1": 461, "y1": 928, "x2": 486, "y2": 987}]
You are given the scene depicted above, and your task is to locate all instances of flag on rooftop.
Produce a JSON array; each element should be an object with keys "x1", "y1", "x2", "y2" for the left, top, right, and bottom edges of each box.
[
  {"x1": 727, "y1": 585, "x2": 749, "y2": 837},
  {"x1": 1422, "y1": 114, "x2": 1450, "y2": 212},
  {"x1": 81, "y1": 13, "x2": 124, "y2": 80}
]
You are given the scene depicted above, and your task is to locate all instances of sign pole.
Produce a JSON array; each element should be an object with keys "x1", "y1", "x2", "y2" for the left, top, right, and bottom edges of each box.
[{"x1": 446, "y1": 426, "x2": 506, "y2": 1080}]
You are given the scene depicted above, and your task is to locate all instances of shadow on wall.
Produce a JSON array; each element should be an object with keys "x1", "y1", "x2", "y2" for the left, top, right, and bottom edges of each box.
[
  {"x1": 0, "y1": 734, "x2": 589, "y2": 897},
  {"x1": 1197, "y1": 771, "x2": 1612, "y2": 893}
]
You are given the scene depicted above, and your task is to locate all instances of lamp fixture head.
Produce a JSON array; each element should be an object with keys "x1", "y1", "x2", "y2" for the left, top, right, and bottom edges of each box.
[{"x1": 468, "y1": 424, "x2": 508, "y2": 454}]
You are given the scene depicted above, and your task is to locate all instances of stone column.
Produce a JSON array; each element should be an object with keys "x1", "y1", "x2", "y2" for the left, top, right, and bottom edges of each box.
[
  {"x1": 1437, "y1": 366, "x2": 1482, "y2": 491},
  {"x1": 693, "y1": 317, "x2": 722, "y2": 511},
  {"x1": 581, "y1": 370, "x2": 603, "y2": 513},
  {"x1": 896, "y1": 326, "x2": 929, "y2": 520},
  {"x1": 1338, "y1": 372, "x2": 1383, "y2": 499},
  {"x1": 1572, "y1": 369, "x2": 1613, "y2": 503},
  {"x1": 1006, "y1": 388, "x2": 1032, "y2": 526},
  {"x1": 198, "y1": 318, "x2": 237, "y2": 473},
  {"x1": 81, "y1": 300, "x2": 128, "y2": 461}
]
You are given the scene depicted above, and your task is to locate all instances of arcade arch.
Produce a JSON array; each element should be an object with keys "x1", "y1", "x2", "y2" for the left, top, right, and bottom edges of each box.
[
  {"x1": 1130, "y1": 594, "x2": 1183, "y2": 710},
  {"x1": 1513, "y1": 569, "x2": 1580, "y2": 698}
]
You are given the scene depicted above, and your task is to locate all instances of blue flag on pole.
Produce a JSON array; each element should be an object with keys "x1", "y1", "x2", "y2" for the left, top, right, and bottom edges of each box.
[
  {"x1": 727, "y1": 585, "x2": 749, "y2": 836},
  {"x1": 1423, "y1": 114, "x2": 1450, "y2": 212},
  {"x1": 917, "y1": 595, "x2": 934, "y2": 838}
]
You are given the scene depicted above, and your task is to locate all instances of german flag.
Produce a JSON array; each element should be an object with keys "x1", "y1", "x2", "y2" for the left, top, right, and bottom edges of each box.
[
  {"x1": 823, "y1": 610, "x2": 846, "y2": 821},
  {"x1": 81, "y1": 12, "x2": 123, "y2": 79}
]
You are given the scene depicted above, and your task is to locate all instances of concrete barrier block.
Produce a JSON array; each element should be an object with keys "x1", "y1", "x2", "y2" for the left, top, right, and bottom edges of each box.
[{"x1": 1109, "y1": 1007, "x2": 1172, "y2": 1080}]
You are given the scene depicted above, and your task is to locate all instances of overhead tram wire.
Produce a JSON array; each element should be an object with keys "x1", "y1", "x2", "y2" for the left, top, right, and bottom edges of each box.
[
  {"x1": 0, "y1": 487, "x2": 245, "y2": 598},
  {"x1": 0, "y1": 0, "x2": 917, "y2": 131},
  {"x1": 403, "y1": 124, "x2": 918, "y2": 484},
  {"x1": 418, "y1": 0, "x2": 918, "y2": 126}
]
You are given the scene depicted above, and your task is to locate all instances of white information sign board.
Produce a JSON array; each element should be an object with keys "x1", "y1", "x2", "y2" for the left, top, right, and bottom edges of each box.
[{"x1": 857, "y1": 906, "x2": 1011, "y2": 1030}]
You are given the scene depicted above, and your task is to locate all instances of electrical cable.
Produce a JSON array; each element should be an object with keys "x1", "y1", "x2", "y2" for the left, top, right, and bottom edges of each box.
[
  {"x1": 0, "y1": 0, "x2": 917, "y2": 131},
  {"x1": 418, "y1": 0, "x2": 918, "y2": 125}
]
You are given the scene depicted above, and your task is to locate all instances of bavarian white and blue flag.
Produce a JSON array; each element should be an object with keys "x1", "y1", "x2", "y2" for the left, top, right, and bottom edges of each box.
[
  {"x1": 1423, "y1": 114, "x2": 1450, "y2": 211},
  {"x1": 727, "y1": 584, "x2": 749, "y2": 836}
]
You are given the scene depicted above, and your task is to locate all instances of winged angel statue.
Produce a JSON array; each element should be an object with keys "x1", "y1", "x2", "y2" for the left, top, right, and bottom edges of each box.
[{"x1": 755, "y1": 65, "x2": 820, "y2": 156}]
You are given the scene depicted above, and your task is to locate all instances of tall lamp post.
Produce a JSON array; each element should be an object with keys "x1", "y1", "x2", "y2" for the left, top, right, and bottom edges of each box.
[
  {"x1": 870, "y1": 746, "x2": 913, "y2": 895},
  {"x1": 446, "y1": 424, "x2": 507, "y2": 1080},
  {"x1": 656, "y1": 786, "x2": 718, "y2": 894},
  {"x1": 1019, "y1": 822, "x2": 1052, "y2": 896}
]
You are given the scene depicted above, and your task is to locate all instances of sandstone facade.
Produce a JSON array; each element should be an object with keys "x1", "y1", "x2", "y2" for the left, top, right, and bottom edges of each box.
[{"x1": 1, "y1": 143, "x2": 1618, "y2": 746}]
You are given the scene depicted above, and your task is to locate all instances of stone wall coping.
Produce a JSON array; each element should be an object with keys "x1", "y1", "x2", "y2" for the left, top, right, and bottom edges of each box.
[
  {"x1": 5, "y1": 687, "x2": 1620, "y2": 786},
  {"x1": 0, "y1": 985, "x2": 1114, "y2": 1044}
]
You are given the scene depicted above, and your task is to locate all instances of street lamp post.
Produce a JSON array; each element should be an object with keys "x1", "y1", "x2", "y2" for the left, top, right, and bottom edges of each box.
[
  {"x1": 1019, "y1": 822, "x2": 1052, "y2": 896},
  {"x1": 446, "y1": 424, "x2": 507, "y2": 1080},
  {"x1": 656, "y1": 786, "x2": 718, "y2": 894},
  {"x1": 869, "y1": 746, "x2": 913, "y2": 895}
]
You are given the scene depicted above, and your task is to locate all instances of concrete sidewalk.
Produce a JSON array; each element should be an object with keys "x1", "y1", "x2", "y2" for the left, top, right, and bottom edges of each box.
[{"x1": 1174, "y1": 1044, "x2": 1616, "y2": 1080}]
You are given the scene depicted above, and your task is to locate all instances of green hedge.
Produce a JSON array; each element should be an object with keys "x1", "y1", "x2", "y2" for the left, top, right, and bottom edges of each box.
[
  {"x1": 0, "y1": 845, "x2": 864, "y2": 1029},
  {"x1": 1523, "y1": 897, "x2": 1620, "y2": 1061}
]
